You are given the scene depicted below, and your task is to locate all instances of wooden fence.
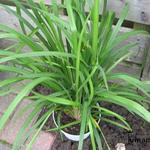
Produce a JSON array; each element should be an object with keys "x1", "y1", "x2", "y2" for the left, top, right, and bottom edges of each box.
[{"x1": 0, "y1": 0, "x2": 150, "y2": 80}]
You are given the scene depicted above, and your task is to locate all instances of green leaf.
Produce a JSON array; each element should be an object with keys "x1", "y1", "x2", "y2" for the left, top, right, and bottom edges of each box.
[
  {"x1": 108, "y1": 3, "x2": 129, "y2": 47},
  {"x1": 108, "y1": 73, "x2": 150, "y2": 97},
  {"x1": 0, "y1": 77, "x2": 50, "y2": 131},
  {"x1": 0, "y1": 51, "x2": 75, "y2": 64},
  {"x1": 65, "y1": 0, "x2": 77, "y2": 31},
  {"x1": 101, "y1": 118, "x2": 131, "y2": 131},
  {"x1": 78, "y1": 102, "x2": 88, "y2": 150},
  {"x1": 93, "y1": 127, "x2": 103, "y2": 150},
  {"x1": 94, "y1": 106, "x2": 131, "y2": 131},
  {"x1": 91, "y1": 0, "x2": 100, "y2": 63},
  {"x1": 26, "y1": 110, "x2": 53, "y2": 150},
  {"x1": 100, "y1": 92, "x2": 150, "y2": 122},
  {"x1": 89, "y1": 118, "x2": 96, "y2": 150},
  {"x1": 12, "y1": 102, "x2": 46, "y2": 150},
  {"x1": 33, "y1": 93, "x2": 78, "y2": 106}
]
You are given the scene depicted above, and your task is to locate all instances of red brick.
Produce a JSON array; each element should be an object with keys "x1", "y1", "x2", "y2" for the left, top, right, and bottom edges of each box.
[
  {"x1": 32, "y1": 132, "x2": 56, "y2": 150},
  {"x1": 0, "y1": 100, "x2": 33, "y2": 144},
  {"x1": 0, "y1": 94, "x2": 16, "y2": 115},
  {"x1": 0, "y1": 112, "x2": 2, "y2": 118},
  {"x1": 0, "y1": 99, "x2": 56, "y2": 150},
  {"x1": 0, "y1": 80, "x2": 30, "y2": 115}
]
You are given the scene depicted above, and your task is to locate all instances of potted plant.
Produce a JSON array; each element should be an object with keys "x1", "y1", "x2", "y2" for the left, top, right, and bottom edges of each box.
[{"x1": 0, "y1": 0, "x2": 150, "y2": 149}]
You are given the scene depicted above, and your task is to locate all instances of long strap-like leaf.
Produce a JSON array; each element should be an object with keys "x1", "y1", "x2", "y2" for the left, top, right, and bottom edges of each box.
[{"x1": 0, "y1": 77, "x2": 50, "y2": 131}]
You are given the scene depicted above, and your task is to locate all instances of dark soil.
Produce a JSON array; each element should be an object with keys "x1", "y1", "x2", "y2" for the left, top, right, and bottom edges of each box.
[
  {"x1": 100, "y1": 103, "x2": 150, "y2": 150},
  {"x1": 29, "y1": 84, "x2": 53, "y2": 96},
  {"x1": 38, "y1": 107, "x2": 92, "y2": 150},
  {"x1": 36, "y1": 85, "x2": 150, "y2": 150},
  {"x1": 54, "y1": 112, "x2": 81, "y2": 135}
]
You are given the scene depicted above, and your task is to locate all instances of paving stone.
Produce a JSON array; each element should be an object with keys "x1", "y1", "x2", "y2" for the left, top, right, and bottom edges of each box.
[
  {"x1": 0, "y1": 80, "x2": 30, "y2": 115},
  {"x1": 0, "y1": 93, "x2": 16, "y2": 114},
  {"x1": 0, "y1": 100, "x2": 33, "y2": 144},
  {"x1": 0, "y1": 113, "x2": 2, "y2": 118},
  {"x1": 0, "y1": 142, "x2": 11, "y2": 150},
  {"x1": 0, "y1": 73, "x2": 9, "y2": 80},
  {"x1": 0, "y1": 99, "x2": 56, "y2": 150},
  {"x1": 32, "y1": 131, "x2": 56, "y2": 150}
]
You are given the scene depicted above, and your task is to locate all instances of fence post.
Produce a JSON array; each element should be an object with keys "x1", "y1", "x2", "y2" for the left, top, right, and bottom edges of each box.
[{"x1": 133, "y1": 23, "x2": 150, "y2": 80}]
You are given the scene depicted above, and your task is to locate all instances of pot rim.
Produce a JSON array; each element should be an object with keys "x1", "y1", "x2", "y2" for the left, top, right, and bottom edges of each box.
[
  {"x1": 52, "y1": 111, "x2": 90, "y2": 136},
  {"x1": 52, "y1": 104, "x2": 101, "y2": 137}
]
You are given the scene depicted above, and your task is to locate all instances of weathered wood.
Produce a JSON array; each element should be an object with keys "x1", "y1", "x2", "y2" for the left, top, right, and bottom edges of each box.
[
  {"x1": 1, "y1": 0, "x2": 150, "y2": 25},
  {"x1": 113, "y1": 62, "x2": 141, "y2": 78},
  {"x1": 0, "y1": 3, "x2": 149, "y2": 78},
  {"x1": 133, "y1": 23, "x2": 150, "y2": 80},
  {"x1": 118, "y1": 27, "x2": 148, "y2": 65},
  {"x1": 106, "y1": 0, "x2": 150, "y2": 25},
  {"x1": 0, "y1": 6, "x2": 149, "y2": 65},
  {"x1": 142, "y1": 48, "x2": 150, "y2": 80}
]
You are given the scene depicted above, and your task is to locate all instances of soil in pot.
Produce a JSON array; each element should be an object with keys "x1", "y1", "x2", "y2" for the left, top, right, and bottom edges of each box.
[
  {"x1": 39, "y1": 107, "x2": 92, "y2": 150},
  {"x1": 54, "y1": 112, "x2": 81, "y2": 135},
  {"x1": 35, "y1": 85, "x2": 150, "y2": 150},
  {"x1": 39, "y1": 104, "x2": 150, "y2": 150}
]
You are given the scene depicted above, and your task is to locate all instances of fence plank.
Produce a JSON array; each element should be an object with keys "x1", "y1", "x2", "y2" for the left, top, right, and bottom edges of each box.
[
  {"x1": 133, "y1": 23, "x2": 150, "y2": 80},
  {"x1": 0, "y1": 4, "x2": 148, "y2": 78},
  {"x1": 106, "y1": 0, "x2": 150, "y2": 25},
  {"x1": 0, "y1": 6, "x2": 149, "y2": 65},
  {"x1": 142, "y1": 47, "x2": 150, "y2": 80},
  {"x1": 0, "y1": 0, "x2": 150, "y2": 25},
  {"x1": 113, "y1": 62, "x2": 141, "y2": 78}
]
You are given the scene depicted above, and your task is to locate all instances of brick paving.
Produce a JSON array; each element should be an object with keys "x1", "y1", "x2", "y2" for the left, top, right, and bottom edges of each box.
[
  {"x1": 0, "y1": 96, "x2": 56, "y2": 150},
  {"x1": 0, "y1": 94, "x2": 16, "y2": 115},
  {"x1": 0, "y1": 142, "x2": 11, "y2": 150}
]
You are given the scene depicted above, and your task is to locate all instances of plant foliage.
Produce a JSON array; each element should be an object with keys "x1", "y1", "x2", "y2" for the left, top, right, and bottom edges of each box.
[{"x1": 0, "y1": 0, "x2": 150, "y2": 149}]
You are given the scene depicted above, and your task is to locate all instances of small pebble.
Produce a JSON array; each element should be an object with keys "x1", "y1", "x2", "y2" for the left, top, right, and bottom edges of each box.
[{"x1": 116, "y1": 143, "x2": 126, "y2": 150}]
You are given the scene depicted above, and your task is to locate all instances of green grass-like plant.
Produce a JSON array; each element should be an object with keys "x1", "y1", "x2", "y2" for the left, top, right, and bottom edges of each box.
[{"x1": 0, "y1": 0, "x2": 150, "y2": 149}]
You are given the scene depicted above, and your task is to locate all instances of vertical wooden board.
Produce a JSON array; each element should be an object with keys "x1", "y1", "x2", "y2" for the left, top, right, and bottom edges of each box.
[
  {"x1": 142, "y1": 46, "x2": 150, "y2": 80},
  {"x1": 133, "y1": 23, "x2": 150, "y2": 80},
  {"x1": 1, "y1": 0, "x2": 150, "y2": 24}
]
